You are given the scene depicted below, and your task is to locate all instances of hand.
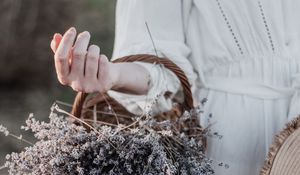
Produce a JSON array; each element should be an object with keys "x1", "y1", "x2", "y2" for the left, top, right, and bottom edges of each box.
[{"x1": 50, "y1": 27, "x2": 119, "y2": 93}]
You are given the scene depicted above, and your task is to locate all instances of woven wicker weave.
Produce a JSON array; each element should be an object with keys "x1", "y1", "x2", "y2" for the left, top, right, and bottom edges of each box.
[
  {"x1": 71, "y1": 54, "x2": 201, "y2": 138},
  {"x1": 70, "y1": 54, "x2": 300, "y2": 174}
]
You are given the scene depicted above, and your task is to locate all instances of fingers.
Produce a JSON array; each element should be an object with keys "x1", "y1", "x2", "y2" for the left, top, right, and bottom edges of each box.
[
  {"x1": 50, "y1": 33, "x2": 62, "y2": 53},
  {"x1": 51, "y1": 28, "x2": 112, "y2": 93},
  {"x1": 50, "y1": 39, "x2": 55, "y2": 53},
  {"x1": 69, "y1": 31, "x2": 91, "y2": 79},
  {"x1": 98, "y1": 54, "x2": 109, "y2": 80},
  {"x1": 97, "y1": 54, "x2": 110, "y2": 92},
  {"x1": 85, "y1": 45, "x2": 100, "y2": 79},
  {"x1": 56, "y1": 28, "x2": 76, "y2": 57},
  {"x1": 54, "y1": 27, "x2": 76, "y2": 83}
]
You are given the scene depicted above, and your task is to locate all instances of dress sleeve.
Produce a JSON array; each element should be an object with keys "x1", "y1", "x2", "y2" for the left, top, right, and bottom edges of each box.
[{"x1": 107, "y1": 0, "x2": 197, "y2": 116}]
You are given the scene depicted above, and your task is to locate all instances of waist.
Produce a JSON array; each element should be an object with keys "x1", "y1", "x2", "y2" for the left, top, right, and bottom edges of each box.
[{"x1": 202, "y1": 75, "x2": 300, "y2": 100}]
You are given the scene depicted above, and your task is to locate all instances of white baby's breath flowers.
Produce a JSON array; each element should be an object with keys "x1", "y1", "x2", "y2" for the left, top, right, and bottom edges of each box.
[{"x1": 0, "y1": 125, "x2": 9, "y2": 136}]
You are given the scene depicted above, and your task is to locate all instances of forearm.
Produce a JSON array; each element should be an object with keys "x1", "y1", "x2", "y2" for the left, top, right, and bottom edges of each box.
[{"x1": 110, "y1": 62, "x2": 152, "y2": 95}]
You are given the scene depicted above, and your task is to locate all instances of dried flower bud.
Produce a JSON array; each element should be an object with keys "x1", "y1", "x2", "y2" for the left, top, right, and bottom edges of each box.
[{"x1": 0, "y1": 125, "x2": 9, "y2": 136}]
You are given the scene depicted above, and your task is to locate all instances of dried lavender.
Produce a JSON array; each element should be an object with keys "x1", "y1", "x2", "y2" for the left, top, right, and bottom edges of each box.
[
  {"x1": 4, "y1": 104, "x2": 214, "y2": 175},
  {"x1": 0, "y1": 123, "x2": 32, "y2": 145},
  {"x1": 0, "y1": 124, "x2": 9, "y2": 136}
]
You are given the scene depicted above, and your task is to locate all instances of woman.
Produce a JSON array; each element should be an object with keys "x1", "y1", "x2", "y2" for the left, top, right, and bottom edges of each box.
[{"x1": 50, "y1": 0, "x2": 300, "y2": 174}]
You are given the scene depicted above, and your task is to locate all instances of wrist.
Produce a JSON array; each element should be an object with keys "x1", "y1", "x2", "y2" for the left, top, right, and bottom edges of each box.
[{"x1": 108, "y1": 61, "x2": 152, "y2": 95}]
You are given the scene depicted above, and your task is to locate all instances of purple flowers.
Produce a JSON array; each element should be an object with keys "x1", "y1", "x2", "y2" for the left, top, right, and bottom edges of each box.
[{"x1": 4, "y1": 104, "x2": 214, "y2": 174}]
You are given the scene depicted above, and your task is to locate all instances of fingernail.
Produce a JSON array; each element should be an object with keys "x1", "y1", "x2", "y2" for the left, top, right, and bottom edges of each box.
[
  {"x1": 84, "y1": 31, "x2": 90, "y2": 36},
  {"x1": 69, "y1": 27, "x2": 76, "y2": 33}
]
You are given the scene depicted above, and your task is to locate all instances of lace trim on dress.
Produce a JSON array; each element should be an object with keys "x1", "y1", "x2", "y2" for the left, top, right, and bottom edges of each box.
[
  {"x1": 215, "y1": 0, "x2": 244, "y2": 55},
  {"x1": 258, "y1": 1, "x2": 275, "y2": 52}
]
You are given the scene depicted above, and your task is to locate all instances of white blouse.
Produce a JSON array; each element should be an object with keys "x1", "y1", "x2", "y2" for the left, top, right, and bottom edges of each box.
[{"x1": 107, "y1": 0, "x2": 300, "y2": 174}]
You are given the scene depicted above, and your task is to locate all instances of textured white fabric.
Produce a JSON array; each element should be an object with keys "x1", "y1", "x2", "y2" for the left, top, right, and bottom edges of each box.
[{"x1": 107, "y1": 0, "x2": 300, "y2": 174}]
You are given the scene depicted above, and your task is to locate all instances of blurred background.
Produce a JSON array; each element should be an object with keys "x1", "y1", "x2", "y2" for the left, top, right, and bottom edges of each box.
[{"x1": 0, "y1": 0, "x2": 116, "y2": 173}]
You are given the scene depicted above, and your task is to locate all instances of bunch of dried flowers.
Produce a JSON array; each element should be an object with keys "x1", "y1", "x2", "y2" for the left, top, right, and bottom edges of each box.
[{"x1": 2, "y1": 102, "x2": 215, "y2": 175}]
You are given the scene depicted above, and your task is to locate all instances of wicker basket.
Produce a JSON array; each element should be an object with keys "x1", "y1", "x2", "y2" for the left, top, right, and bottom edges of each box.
[
  {"x1": 260, "y1": 115, "x2": 300, "y2": 175},
  {"x1": 70, "y1": 54, "x2": 300, "y2": 174},
  {"x1": 70, "y1": 54, "x2": 203, "y2": 141}
]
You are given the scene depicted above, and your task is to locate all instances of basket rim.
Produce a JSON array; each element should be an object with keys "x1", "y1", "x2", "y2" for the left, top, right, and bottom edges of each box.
[{"x1": 71, "y1": 54, "x2": 195, "y2": 120}]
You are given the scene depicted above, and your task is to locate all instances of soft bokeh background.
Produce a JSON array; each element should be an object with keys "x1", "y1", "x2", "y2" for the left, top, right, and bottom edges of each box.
[{"x1": 0, "y1": 0, "x2": 116, "y2": 173}]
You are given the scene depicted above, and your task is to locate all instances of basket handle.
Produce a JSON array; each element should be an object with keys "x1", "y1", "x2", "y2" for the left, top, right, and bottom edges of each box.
[{"x1": 71, "y1": 54, "x2": 194, "y2": 117}]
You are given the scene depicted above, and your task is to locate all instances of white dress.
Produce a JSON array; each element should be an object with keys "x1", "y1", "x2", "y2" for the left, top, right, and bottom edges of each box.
[{"x1": 107, "y1": 0, "x2": 300, "y2": 174}]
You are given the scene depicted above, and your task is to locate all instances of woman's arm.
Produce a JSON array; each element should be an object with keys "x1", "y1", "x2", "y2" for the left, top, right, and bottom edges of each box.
[
  {"x1": 50, "y1": 0, "x2": 196, "y2": 115},
  {"x1": 50, "y1": 28, "x2": 151, "y2": 95},
  {"x1": 111, "y1": 62, "x2": 152, "y2": 95}
]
